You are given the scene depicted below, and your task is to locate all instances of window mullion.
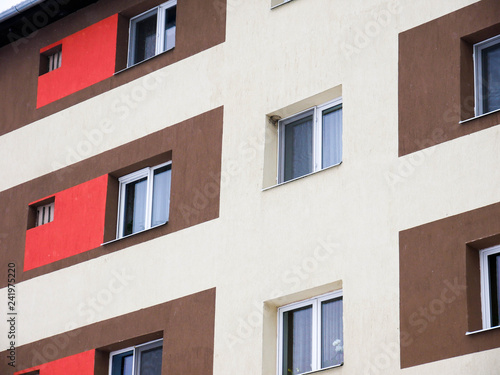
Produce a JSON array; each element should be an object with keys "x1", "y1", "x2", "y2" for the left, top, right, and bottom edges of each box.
[
  {"x1": 145, "y1": 168, "x2": 154, "y2": 230},
  {"x1": 481, "y1": 248, "x2": 492, "y2": 329},
  {"x1": 312, "y1": 299, "x2": 319, "y2": 371},
  {"x1": 156, "y1": 7, "x2": 164, "y2": 55},
  {"x1": 314, "y1": 107, "x2": 322, "y2": 172}
]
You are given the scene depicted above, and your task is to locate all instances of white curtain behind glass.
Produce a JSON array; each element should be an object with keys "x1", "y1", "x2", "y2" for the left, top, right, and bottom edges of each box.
[
  {"x1": 322, "y1": 105, "x2": 342, "y2": 169},
  {"x1": 151, "y1": 167, "x2": 171, "y2": 226},
  {"x1": 321, "y1": 298, "x2": 343, "y2": 368},
  {"x1": 131, "y1": 179, "x2": 147, "y2": 233},
  {"x1": 482, "y1": 44, "x2": 500, "y2": 113},
  {"x1": 164, "y1": 6, "x2": 176, "y2": 51}
]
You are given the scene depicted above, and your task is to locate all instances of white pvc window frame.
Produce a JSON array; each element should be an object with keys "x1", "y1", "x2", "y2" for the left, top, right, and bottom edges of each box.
[
  {"x1": 36, "y1": 201, "x2": 55, "y2": 226},
  {"x1": 127, "y1": 0, "x2": 177, "y2": 67},
  {"x1": 278, "y1": 97, "x2": 342, "y2": 184},
  {"x1": 473, "y1": 34, "x2": 500, "y2": 116},
  {"x1": 277, "y1": 290, "x2": 343, "y2": 375},
  {"x1": 109, "y1": 338, "x2": 163, "y2": 375},
  {"x1": 480, "y1": 244, "x2": 500, "y2": 329},
  {"x1": 117, "y1": 161, "x2": 171, "y2": 239}
]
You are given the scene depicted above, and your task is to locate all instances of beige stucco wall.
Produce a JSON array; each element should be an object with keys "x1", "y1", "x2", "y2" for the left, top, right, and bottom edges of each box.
[{"x1": 3, "y1": 0, "x2": 500, "y2": 374}]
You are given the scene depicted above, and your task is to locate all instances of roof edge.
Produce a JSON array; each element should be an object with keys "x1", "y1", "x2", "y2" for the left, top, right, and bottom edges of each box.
[{"x1": 0, "y1": 0, "x2": 46, "y2": 24}]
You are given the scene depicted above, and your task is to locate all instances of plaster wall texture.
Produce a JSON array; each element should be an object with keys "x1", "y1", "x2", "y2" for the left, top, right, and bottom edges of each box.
[{"x1": 2, "y1": 0, "x2": 500, "y2": 374}]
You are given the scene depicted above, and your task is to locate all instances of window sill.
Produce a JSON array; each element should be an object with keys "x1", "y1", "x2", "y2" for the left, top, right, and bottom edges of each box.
[
  {"x1": 465, "y1": 324, "x2": 500, "y2": 336},
  {"x1": 271, "y1": 0, "x2": 296, "y2": 10},
  {"x1": 101, "y1": 221, "x2": 168, "y2": 246},
  {"x1": 262, "y1": 162, "x2": 341, "y2": 191},
  {"x1": 114, "y1": 47, "x2": 175, "y2": 76},
  {"x1": 459, "y1": 107, "x2": 500, "y2": 125},
  {"x1": 295, "y1": 363, "x2": 344, "y2": 375}
]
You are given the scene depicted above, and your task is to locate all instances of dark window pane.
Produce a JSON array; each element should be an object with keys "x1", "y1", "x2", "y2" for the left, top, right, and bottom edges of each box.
[
  {"x1": 282, "y1": 305, "x2": 313, "y2": 375},
  {"x1": 321, "y1": 297, "x2": 343, "y2": 368},
  {"x1": 123, "y1": 177, "x2": 147, "y2": 236},
  {"x1": 139, "y1": 345, "x2": 163, "y2": 375},
  {"x1": 481, "y1": 43, "x2": 500, "y2": 113},
  {"x1": 111, "y1": 351, "x2": 133, "y2": 375},
  {"x1": 133, "y1": 12, "x2": 157, "y2": 64},
  {"x1": 284, "y1": 115, "x2": 313, "y2": 181},
  {"x1": 488, "y1": 253, "x2": 500, "y2": 326},
  {"x1": 164, "y1": 5, "x2": 176, "y2": 51}
]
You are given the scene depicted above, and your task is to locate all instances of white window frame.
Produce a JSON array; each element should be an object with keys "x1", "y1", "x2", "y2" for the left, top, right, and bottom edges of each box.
[
  {"x1": 278, "y1": 97, "x2": 342, "y2": 184},
  {"x1": 277, "y1": 290, "x2": 343, "y2": 375},
  {"x1": 36, "y1": 201, "x2": 55, "y2": 226},
  {"x1": 117, "y1": 161, "x2": 171, "y2": 239},
  {"x1": 480, "y1": 244, "x2": 500, "y2": 329},
  {"x1": 109, "y1": 338, "x2": 163, "y2": 375},
  {"x1": 127, "y1": 0, "x2": 177, "y2": 67},
  {"x1": 473, "y1": 34, "x2": 500, "y2": 116}
]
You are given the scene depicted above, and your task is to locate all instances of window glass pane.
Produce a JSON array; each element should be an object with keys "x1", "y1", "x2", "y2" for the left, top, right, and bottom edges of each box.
[
  {"x1": 123, "y1": 177, "x2": 148, "y2": 236},
  {"x1": 139, "y1": 346, "x2": 163, "y2": 375},
  {"x1": 164, "y1": 6, "x2": 176, "y2": 51},
  {"x1": 111, "y1": 351, "x2": 133, "y2": 375},
  {"x1": 284, "y1": 115, "x2": 313, "y2": 181},
  {"x1": 481, "y1": 43, "x2": 500, "y2": 113},
  {"x1": 322, "y1": 105, "x2": 342, "y2": 169},
  {"x1": 133, "y1": 12, "x2": 158, "y2": 64},
  {"x1": 321, "y1": 297, "x2": 343, "y2": 368},
  {"x1": 488, "y1": 253, "x2": 500, "y2": 326},
  {"x1": 282, "y1": 305, "x2": 313, "y2": 375},
  {"x1": 151, "y1": 165, "x2": 171, "y2": 227}
]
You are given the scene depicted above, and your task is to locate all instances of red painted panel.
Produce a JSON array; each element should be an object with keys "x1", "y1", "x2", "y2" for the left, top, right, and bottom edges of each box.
[
  {"x1": 36, "y1": 14, "x2": 119, "y2": 108},
  {"x1": 24, "y1": 175, "x2": 108, "y2": 271},
  {"x1": 14, "y1": 350, "x2": 95, "y2": 375}
]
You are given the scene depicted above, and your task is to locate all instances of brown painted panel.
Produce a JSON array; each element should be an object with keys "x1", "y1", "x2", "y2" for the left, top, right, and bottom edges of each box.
[
  {"x1": 0, "y1": 288, "x2": 216, "y2": 375},
  {"x1": 399, "y1": 0, "x2": 500, "y2": 156},
  {"x1": 0, "y1": 107, "x2": 223, "y2": 287},
  {"x1": 400, "y1": 202, "x2": 500, "y2": 368},
  {"x1": 0, "y1": 0, "x2": 226, "y2": 135}
]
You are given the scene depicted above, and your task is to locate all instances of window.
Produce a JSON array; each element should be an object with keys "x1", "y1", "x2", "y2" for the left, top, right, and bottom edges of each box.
[
  {"x1": 128, "y1": 0, "x2": 177, "y2": 66},
  {"x1": 39, "y1": 44, "x2": 62, "y2": 75},
  {"x1": 474, "y1": 35, "x2": 500, "y2": 115},
  {"x1": 36, "y1": 201, "x2": 55, "y2": 226},
  {"x1": 278, "y1": 98, "x2": 342, "y2": 183},
  {"x1": 278, "y1": 291, "x2": 343, "y2": 375},
  {"x1": 109, "y1": 339, "x2": 163, "y2": 375},
  {"x1": 117, "y1": 162, "x2": 171, "y2": 238},
  {"x1": 47, "y1": 50, "x2": 62, "y2": 72},
  {"x1": 480, "y1": 245, "x2": 500, "y2": 329}
]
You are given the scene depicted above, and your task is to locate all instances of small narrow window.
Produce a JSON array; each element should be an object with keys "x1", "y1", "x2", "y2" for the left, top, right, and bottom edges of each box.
[
  {"x1": 278, "y1": 291, "x2": 344, "y2": 375},
  {"x1": 117, "y1": 162, "x2": 171, "y2": 238},
  {"x1": 36, "y1": 201, "x2": 55, "y2": 227},
  {"x1": 480, "y1": 245, "x2": 500, "y2": 329},
  {"x1": 39, "y1": 45, "x2": 62, "y2": 75},
  {"x1": 128, "y1": 0, "x2": 177, "y2": 67},
  {"x1": 474, "y1": 35, "x2": 500, "y2": 115},
  {"x1": 278, "y1": 98, "x2": 342, "y2": 183},
  {"x1": 109, "y1": 339, "x2": 163, "y2": 375},
  {"x1": 48, "y1": 50, "x2": 62, "y2": 72}
]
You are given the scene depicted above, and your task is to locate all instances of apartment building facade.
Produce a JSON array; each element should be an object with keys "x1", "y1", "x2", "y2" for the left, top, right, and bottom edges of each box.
[{"x1": 0, "y1": 0, "x2": 499, "y2": 374}]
